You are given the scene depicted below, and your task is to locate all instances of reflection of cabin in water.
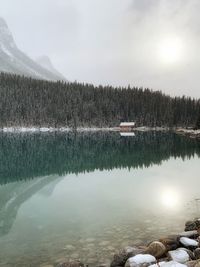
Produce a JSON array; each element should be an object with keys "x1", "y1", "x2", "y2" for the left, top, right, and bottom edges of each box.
[{"x1": 120, "y1": 122, "x2": 136, "y2": 132}]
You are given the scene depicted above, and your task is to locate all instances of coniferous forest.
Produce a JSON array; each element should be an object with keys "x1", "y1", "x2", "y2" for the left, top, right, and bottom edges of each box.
[{"x1": 0, "y1": 72, "x2": 199, "y2": 128}]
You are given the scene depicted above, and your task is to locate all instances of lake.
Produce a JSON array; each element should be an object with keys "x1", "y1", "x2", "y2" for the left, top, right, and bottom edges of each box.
[{"x1": 0, "y1": 131, "x2": 200, "y2": 267}]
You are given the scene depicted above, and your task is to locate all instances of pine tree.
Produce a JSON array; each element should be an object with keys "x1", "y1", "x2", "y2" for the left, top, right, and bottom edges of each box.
[
  {"x1": 195, "y1": 110, "x2": 200, "y2": 129},
  {"x1": 0, "y1": 72, "x2": 199, "y2": 128}
]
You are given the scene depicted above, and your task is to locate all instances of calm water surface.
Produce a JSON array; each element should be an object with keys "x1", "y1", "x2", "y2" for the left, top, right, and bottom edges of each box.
[{"x1": 0, "y1": 131, "x2": 200, "y2": 266}]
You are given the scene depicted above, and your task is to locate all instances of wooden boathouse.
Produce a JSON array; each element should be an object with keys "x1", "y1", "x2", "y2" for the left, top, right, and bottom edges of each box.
[{"x1": 119, "y1": 122, "x2": 136, "y2": 132}]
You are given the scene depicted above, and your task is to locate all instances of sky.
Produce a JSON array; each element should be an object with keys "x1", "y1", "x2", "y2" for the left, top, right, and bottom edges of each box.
[{"x1": 0, "y1": 0, "x2": 200, "y2": 98}]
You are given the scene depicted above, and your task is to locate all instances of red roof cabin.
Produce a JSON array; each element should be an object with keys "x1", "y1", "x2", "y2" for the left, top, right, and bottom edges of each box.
[{"x1": 120, "y1": 122, "x2": 136, "y2": 132}]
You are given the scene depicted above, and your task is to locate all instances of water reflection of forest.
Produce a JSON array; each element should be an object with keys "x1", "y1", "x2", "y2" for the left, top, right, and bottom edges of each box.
[{"x1": 0, "y1": 131, "x2": 199, "y2": 184}]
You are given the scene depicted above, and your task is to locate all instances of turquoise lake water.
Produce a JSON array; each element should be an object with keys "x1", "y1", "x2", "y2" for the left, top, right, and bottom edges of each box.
[{"x1": 0, "y1": 132, "x2": 200, "y2": 266}]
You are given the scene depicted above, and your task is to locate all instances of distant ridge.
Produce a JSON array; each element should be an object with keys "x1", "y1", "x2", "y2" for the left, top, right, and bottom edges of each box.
[
  {"x1": 36, "y1": 55, "x2": 66, "y2": 81},
  {"x1": 0, "y1": 17, "x2": 67, "y2": 81}
]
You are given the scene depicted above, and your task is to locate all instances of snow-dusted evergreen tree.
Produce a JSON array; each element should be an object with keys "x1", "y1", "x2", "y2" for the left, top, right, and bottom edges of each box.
[{"x1": 0, "y1": 72, "x2": 199, "y2": 128}]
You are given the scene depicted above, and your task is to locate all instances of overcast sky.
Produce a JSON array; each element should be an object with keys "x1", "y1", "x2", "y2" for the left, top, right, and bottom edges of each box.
[{"x1": 0, "y1": 0, "x2": 200, "y2": 98}]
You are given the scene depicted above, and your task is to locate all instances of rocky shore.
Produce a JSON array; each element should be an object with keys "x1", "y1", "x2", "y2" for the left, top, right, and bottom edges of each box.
[{"x1": 51, "y1": 218, "x2": 200, "y2": 267}]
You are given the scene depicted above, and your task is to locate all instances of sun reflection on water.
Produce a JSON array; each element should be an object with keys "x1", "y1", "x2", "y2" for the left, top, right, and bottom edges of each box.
[{"x1": 161, "y1": 188, "x2": 180, "y2": 208}]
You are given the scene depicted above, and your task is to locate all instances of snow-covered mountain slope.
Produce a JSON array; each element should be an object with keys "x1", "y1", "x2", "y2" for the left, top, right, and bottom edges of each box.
[
  {"x1": 0, "y1": 17, "x2": 67, "y2": 81},
  {"x1": 36, "y1": 55, "x2": 66, "y2": 81}
]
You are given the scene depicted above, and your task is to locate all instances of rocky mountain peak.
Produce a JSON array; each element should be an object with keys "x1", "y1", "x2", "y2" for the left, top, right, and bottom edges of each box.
[
  {"x1": 0, "y1": 17, "x2": 67, "y2": 81},
  {"x1": 0, "y1": 17, "x2": 16, "y2": 48}
]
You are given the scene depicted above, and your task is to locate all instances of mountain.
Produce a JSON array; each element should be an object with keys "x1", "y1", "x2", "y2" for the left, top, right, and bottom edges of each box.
[
  {"x1": 36, "y1": 55, "x2": 66, "y2": 81},
  {"x1": 0, "y1": 17, "x2": 67, "y2": 81}
]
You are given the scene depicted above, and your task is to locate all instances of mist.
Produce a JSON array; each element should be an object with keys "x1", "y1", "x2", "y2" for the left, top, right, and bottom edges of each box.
[{"x1": 0, "y1": 0, "x2": 200, "y2": 97}]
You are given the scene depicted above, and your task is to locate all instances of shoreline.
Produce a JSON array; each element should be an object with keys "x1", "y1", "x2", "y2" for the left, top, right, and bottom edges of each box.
[
  {"x1": 0, "y1": 126, "x2": 171, "y2": 133},
  {"x1": 1, "y1": 126, "x2": 199, "y2": 140},
  {"x1": 175, "y1": 128, "x2": 200, "y2": 139},
  {"x1": 53, "y1": 217, "x2": 200, "y2": 267},
  {"x1": 108, "y1": 217, "x2": 200, "y2": 267}
]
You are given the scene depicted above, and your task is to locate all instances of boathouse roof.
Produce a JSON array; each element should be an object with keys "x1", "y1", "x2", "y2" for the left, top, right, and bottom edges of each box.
[{"x1": 120, "y1": 122, "x2": 135, "y2": 127}]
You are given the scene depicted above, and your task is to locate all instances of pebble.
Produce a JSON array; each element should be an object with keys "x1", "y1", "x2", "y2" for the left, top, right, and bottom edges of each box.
[
  {"x1": 168, "y1": 248, "x2": 190, "y2": 263},
  {"x1": 149, "y1": 261, "x2": 187, "y2": 267},
  {"x1": 146, "y1": 241, "x2": 166, "y2": 258},
  {"x1": 86, "y1": 243, "x2": 95, "y2": 248},
  {"x1": 85, "y1": 238, "x2": 96, "y2": 243},
  {"x1": 86, "y1": 257, "x2": 97, "y2": 264},
  {"x1": 180, "y1": 237, "x2": 199, "y2": 247},
  {"x1": 185, "y1": 221, "x2": 198, "y2": 232},
  {"x1": 107, "y1": 246, "x2": 115, "y2": 251},
  {"x1": 133, "y1": 239, "x2": 143, "y2": 245},
  {"x1": 99, "y1": 241, "x2": 110, "y2": 246},
  {"x1": 110, "y1": 246, "x2": 146, "y2": 267},
  {"x1": 70, "y1": 253, "x2": 80, "y2": 259},
  {"x1": 186, "y1": 260, "x2": 200, "y2": 267},
  {"x1": 56, "y1": 260, "x2": 84, "y2": 267},
  {"x1": 179, "y1": 231, "x2": 198, "y2": 238},
  {"x1": 125, "y1": 254, "x2": 156, "y2": 267},
  {"x1": 186, "y1": 260, "x2": 197, "y2": 267},
  {"x1": 194, "y1": 249, "x2": 200, "y2": 260},
  {"x1": 159, "y1": 237, "x2": 179, "y2": 251},
  {"x1": 64, "y1": 245, "x2": 76, "y2": 251}
]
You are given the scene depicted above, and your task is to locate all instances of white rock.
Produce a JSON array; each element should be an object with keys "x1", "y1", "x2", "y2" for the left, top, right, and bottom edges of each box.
[
  {"x1": 126, "y1": 254, "x2": 156, "y2": 267},
  {"x1": 149, "y1": 261, "x2": 166, "y2": 267},
  {"x1": 168, "y1": 248, "x2": 190, "y2": 263},
  {"x1": 149, "y1": 261, "x2": 187, "y2": 267},
  {"x1": 180, "y1": 237, "x2": 198, "y2": 247},
  {"x1": 179, "y1": 230, "x2": 198, "y2": 237}
]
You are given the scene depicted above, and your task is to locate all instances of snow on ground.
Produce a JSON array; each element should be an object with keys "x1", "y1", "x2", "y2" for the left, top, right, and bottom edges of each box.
[
  {"x1": 149, "y1": 261, "x2": 187, "y2": 267},
  {"x1": 179, "y1": 237, "x2": 198, "y2": 247},
  {"x1": 0, "y1": 43, "x2": 14, "y2": 58},
  {"x1": 176, "y1": 128, "x2": 200, "y2": 135},
  {"x1": 168, "y1": 249, "x2": 189, "y2": 263},
  {"x1": 0, "y1": 126, "x2": 188, "y2": 134},
  {"x1": 0, "y1": 127, "x2": 118, "y2": 133},
  {"x1": 127, "y1": 254, "x2": 156, "y2": 265}
]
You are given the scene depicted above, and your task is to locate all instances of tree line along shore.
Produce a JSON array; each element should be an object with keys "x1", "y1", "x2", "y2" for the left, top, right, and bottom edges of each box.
[{"x1": 0, "y1": 72, "x2": 200, "y2": 129}]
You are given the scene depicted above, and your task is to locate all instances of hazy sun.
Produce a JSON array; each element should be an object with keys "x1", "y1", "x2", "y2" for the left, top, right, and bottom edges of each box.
[
  {"x1": 158, "y1": 37, "x2": 184, "y2": 64},
  {"x1": 161, "y1": 188, "x2": 180, "y2": 208}
]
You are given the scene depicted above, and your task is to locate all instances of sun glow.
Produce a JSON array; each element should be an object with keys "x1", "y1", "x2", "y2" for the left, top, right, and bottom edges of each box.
[
  {"x1": 161, "y1": 188, "x2": 180, "y2": 208},
  {"x1": 158, "y1": 36, "x2": 184, "y2": 64}
]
